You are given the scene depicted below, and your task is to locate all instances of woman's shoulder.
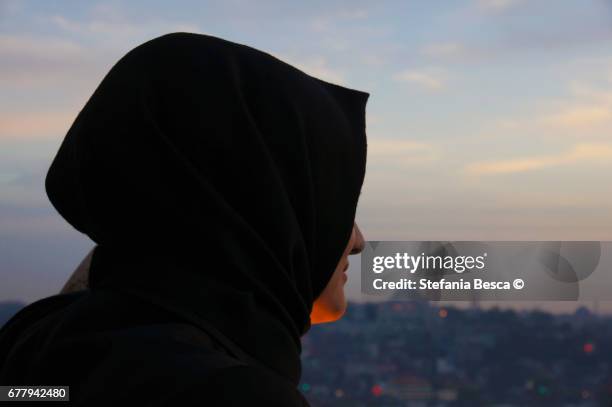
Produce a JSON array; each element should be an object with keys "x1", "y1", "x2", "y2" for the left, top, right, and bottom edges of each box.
[
  {"x1": 169, "y1": 364, "x2": 310, "y2": 406},
  {"x1": 0, "y1": 290, "x2": 310, "y2": 405}
]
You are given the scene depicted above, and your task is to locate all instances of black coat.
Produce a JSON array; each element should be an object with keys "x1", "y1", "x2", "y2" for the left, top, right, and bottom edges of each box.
[
  {"x1": 0, "y1": 31, "x2": 368, "y2": 405},
  {"x1": 0, "y1": 288, "x2": 310, "y2": 406}
]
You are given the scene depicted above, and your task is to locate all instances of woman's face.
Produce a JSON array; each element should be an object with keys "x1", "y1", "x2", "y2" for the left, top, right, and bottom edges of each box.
[{"x1": 310, "y1": 223, "x2": 365, "y2": 324}]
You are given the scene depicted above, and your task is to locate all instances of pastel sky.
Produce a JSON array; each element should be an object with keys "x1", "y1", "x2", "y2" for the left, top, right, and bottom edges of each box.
[{"x1": 1, "y1": 0, "x2": 612, "y2": 310}]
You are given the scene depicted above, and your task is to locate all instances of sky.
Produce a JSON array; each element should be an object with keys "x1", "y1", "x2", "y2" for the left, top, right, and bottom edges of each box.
[{"x1": 1, "y1": 0, "x2": 612, "y2": 311}]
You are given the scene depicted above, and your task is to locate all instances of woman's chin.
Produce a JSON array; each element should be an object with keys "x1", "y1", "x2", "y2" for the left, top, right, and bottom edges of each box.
[{"x1": 312, "y1": 300, "x2": 348, "y2": 324}]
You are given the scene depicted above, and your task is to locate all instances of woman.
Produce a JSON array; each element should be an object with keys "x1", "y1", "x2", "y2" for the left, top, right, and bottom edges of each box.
[{"x1": 0, "y1": 32, "x2": 369, "y2": 405}]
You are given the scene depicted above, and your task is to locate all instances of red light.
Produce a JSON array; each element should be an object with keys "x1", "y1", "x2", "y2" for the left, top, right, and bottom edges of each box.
[
  {"x1": 583, "y1": 343, "x2": 595, "y2": 353},
  {"x1": 371, "y1": 384, "x2": 383, "y2": 397}
]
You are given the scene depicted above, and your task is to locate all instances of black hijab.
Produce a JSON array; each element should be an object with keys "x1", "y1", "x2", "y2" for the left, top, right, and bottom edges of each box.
[{"x1": 45, "y1": 32, "x2": 369, "y2": 386}]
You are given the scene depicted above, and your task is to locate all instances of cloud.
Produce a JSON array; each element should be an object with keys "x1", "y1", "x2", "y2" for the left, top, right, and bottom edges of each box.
[
  {"x1": 268, "y1": 52, "x2": 346, "y2": 85},
  {"x1": 0, "y1": 34, "x2": 98, "y2": 87},
  {"x1": 45, "y1": 4, "x2": 201, "y2": 49},
  {"x1": 480, "y1": 72, "x2": 612, "y2": 142},
  {"x1": 359, "y1": 53, "x2": 388, "y2": 67},
  {"x1": 393, "y1": 69, "x2": 446, "y2": 90},
  {"x1": 50, "y1": 14, "x2": 200, "y2": 40},
  {"x1": 0, "y1": 34, "x2": 82, "y2": 56},
  {"x1": 477, "y1": 0, "x2": 524, "y2": 12},
  {"x1": 535, "y1": 80, "x2": 612, "y2": 132},
  {"x1": 542, "y1": 105, "x2": 612, "y2": 128},
  {"x1": 421, "y1": 42, "x2": 465, "y2": 58},
  {"x1": 337, "y1": 9, "x2": 369, "y2": 20},
  {"x1": 309, "y1": 7, "x2": 369, "y2": 33},
  {"x1": 464, "y1": 143, "x2": 612, "y2": 175},
  {"x1": 367, "y1": 138, "x2": 440, "y2": 166},
  {"x1": 48, "y1": 3, "x2": 200, "y2": 43},
  {"x1": 569, "y1": 80, "x2": 612, "y2": 103},
  {"x1": 0, "y1": 110, "x2": 75, "y2": 139}
]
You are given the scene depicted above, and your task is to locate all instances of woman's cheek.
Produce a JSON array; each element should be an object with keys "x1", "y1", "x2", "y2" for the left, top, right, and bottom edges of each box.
[{"x1": 330, "y1": 271, "x2": 348, "y2": 316}]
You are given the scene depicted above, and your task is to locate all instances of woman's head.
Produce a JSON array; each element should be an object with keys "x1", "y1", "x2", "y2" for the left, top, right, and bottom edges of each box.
[
  {"x1": 311, "y1": 222, "x2": 365, "y2": 324},
  {"x1": 45, "y1": 32, "x2": 369, "y2": 383}
]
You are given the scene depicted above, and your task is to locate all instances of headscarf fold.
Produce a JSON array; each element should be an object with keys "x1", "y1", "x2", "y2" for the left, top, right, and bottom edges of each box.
[{"x1": 45, "y1": 32, "x2": 369, "y2": 385}]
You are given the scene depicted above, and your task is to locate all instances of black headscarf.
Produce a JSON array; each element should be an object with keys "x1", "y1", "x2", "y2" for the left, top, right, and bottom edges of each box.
[{"x1": 45, "y1": 32, "x2": 369, "y2": 386}]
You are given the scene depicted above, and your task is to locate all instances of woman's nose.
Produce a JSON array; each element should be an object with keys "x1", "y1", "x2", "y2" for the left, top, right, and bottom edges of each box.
[{"x1": 350, "y1": 223, "x2": 365, "y2": 255}]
